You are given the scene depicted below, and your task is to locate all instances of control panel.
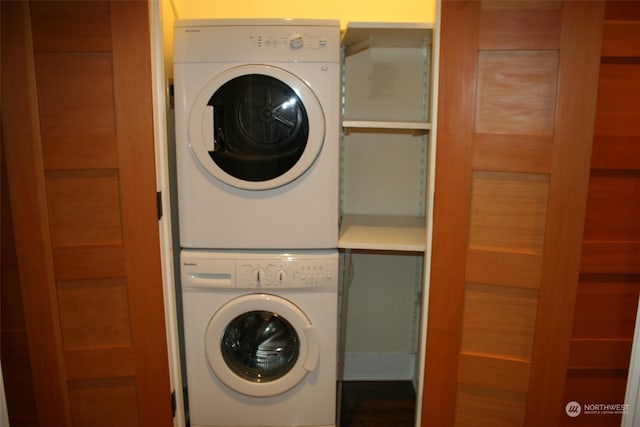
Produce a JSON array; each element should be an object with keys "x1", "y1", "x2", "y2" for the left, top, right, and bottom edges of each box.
[
  {"x1": 236, "y1": 257, "x2": 335, "y2": 289},
  {"x1": 181, "y1": 251, "x2": 338, "y2": 290},
  {"x1": 248, "y1": 33, "x2": 329, "y2": 50}
]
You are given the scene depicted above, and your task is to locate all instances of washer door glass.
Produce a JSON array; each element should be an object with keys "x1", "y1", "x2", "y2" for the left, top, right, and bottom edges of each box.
[
  {"x1": 205, "y1": 294, "x2": 319, "y2": 397},
  {"x1": 189, "y1": 65, "x2": 325, "y2": 191},
  {"x1": 221, "y1": 310, "x2": 299, "y2": 383}
]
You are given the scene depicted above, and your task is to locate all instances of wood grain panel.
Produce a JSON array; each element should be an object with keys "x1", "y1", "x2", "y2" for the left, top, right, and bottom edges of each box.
[
  {"x1": 454, "y1": 384, "x2": 526, "y2": 427},
  {"x1": 478, "y1": 8, "x2": 561, "y2": 50},
  {"x1": 46, "y1": 171, "x2": 122, "y2": 247},
  {"x1": 0, "y1": 332, "x2": 38, "y2": 420},
  {"x1": 57, "y1": 279, "x2": 131, "y2": 349},
  {"x1": 422, "y1": 2, "x2": 479, "y2": 424},
  {"x1": 65, "y1": 347, "x2": 136, "y2": 380},
  {"x1": 562, "y1": 370, "x2": 627, "y2": 426},
  {"x1": 3, "y1": 1, "x2": 173, "y2": 425},
  {"x1": 475, "y1": 50, "x2": 558, "y2": 136},
  {"x1": 458, "y1": 352, "x2": 531, "y2": 393},
  {"x1": 30, "y1": 0, "x2": 111, "y2": 52},
  {"x1": 582, "y1": 175, "x2": 640, "y2": 241},
  {"x1": 605, "y1": 0, "x2": 640, "y2": 20},
  {"x1": 462, "y1": 283, "x2": 539, "y2": 359},
  {"x1": 465, "y1": 248, "x2": 542, "y2": 289},
  {"x1": 481, "y1": 0, "x2": 562, "y2": 10},
  {"x1": 1, "y1": 2, "x2": 72, "y2": 423},
  {"x1": 581, "y1": 241, "x2": 640, "y2": 274},
  {"x1": 469, "y1": 172, "x2": 549, "y2": 254},
  {"x1": 53, "y1": 244, "x2": 126, "y2": 280},
  {"x1": 472, "y1": 133, "x2": 553, "y2": 174},
  {"x1": 602, "y1": 22, "x2": 640, "y2": 57},
  {"x1": 1, "y1": 243, "x2": 25, "y2": 331},
  {"x1": 591, "y1": 135, "x2": 640, "y2": 170},
  {"x1": 69, "y1": 378, "x2": 139, "y2": 427},
  {"x1": 572, "y1": 282, "x2": 640, "y2": 338},
  {"x1": 568, "y1": 339, "x2": 633, "y2": 370},
  {"x1": 110, "y1": 2, "x2": 173, "y2": 424},
  {"x1": 35, "y1": 52, "x2": 118, "y2": 170},
  {"x1": 525, "y1": 4, "x2": 605, "y2": 424},
  {"x1": 594, "y1": 64, "x2": 640, "y2": 136}
]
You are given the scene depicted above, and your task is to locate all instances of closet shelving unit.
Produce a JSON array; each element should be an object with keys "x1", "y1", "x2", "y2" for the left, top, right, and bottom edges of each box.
[{"x1": 338, "y1": 21, "x2": 433, "y2": 426}]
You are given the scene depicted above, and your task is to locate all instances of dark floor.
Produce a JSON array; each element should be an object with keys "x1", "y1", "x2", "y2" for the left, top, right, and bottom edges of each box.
[{"x1": 339, "y1": 381, "x2": 416, "y2": 427}]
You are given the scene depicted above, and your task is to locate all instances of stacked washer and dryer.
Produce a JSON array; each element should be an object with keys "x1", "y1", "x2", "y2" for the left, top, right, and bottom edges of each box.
[{"x1": 173, "y1": 19, "x2": 341, "y2": 427}]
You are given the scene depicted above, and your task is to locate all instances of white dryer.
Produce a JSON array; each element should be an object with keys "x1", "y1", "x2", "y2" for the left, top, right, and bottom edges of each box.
[
  {"x1": 174, "y1": 19, "x2": 340, "y2": 249},
  {"x1": 180, "y1": 249, "x2": 338, "y2": 427}
]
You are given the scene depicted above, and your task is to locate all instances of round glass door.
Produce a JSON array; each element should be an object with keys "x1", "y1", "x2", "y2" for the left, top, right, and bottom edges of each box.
[
  {"x1": 208, "y1": 75, "x2": 308, "y2": 182},
  {"x1": 205, "y1": 294, "x2": 319, "y2": 397},
  {"x1": 221, "y1": 310, "x2": 299, "y2": 383},
  {"x1": 189, "y1": 65, "x2": 325, "y2": 191}
]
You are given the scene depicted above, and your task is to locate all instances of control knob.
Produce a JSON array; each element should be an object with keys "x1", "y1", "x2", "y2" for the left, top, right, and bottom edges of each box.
[{"x1": 289, "y1": 34, "x2": 304, "y2": 49}]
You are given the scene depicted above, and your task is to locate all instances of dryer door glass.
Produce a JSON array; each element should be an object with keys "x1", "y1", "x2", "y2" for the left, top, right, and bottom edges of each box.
[
  {"x1": 208, "y1": 74, "x2": 309, "y2": 182},
  {"x1": 221, "y1": 310, "x2": 300, "y2": 383}
]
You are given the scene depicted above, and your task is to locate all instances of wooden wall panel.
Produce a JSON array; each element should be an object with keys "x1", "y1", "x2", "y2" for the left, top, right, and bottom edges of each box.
[
  {"x1": 65, "y1": 348, "x2": 136, "y2": 381},
  {"x1": 562, "y1": 371, "x2": 628, "y2": 427},
  {"x1": 68, "y1": 378, "x2": 139, "y2": 427},
  {"x1": 478, "y1": 8, "x2": 561, "y2": 50},
  {"x1": 46, "y1": 172, "x2": 122, "y2": 247},
  {"x1": 472, "y1": 134, "x2": 553, "y2": 174},
  {"x1": 572, "y1": 281, "x2": 640, "y2": 339},
  {"x1": 480, "y1": 0, "x2": 562, "y2": 11},
  {"x1": 581, "y1": 242, "x2": 640, "y2": 274},
  {"x1": 458, "y1": 353, "x2": 531, "y2": 393},
  {"x1": 594, "y1": 64, "x2": 640, "y2": 136},
  {"x1": 57, "y1": 280, "x2": 131, "y2": 349},
  {"x1": 475, "y1": 50, "x2": 558, "y2": 135},
  {"x1": 605, "y1": 0, "x2": 640, "y2": 20},
  {"x1": 602, "y1": 22, "x2": 640, "y2": 57},
  {"x1": 1, "y1": 2, "x2": 72, "y2": 423},
  {"x1": 53, "y1": 245, "x2": 126, "y2": 281},
  {"x1": 569, "y1": 339, "x2": 632, "y2": 370},
  {"x1": 465, "y1": 249, "x2": 542, "y2": 289},
  {"x1": 35, "y1": 53, "x2": 118, "y2": 170},
  {"x1": 582, "y1": 174, "x2": 640, "y2": 241},
  {"x1": 469, "y1": 172, "x2": 549, "y2": 254},
  {"x1": 454, "y1": 384, "x2": 526, "y2": 427},
  {"x1": 462, "y1": 283, "x2": 538, "y2": 359},
  {"x1": 591, "y1": 135, "x2": 640, "y2": 171},
  {"x1": 2, "y1": 1, "x2": 173, "y2": 425},
  {"x1": 30, "y1": 1, "x2": 111, "y2": 52},
  {"x1": 563, "y1": 0, "x2": 640, "y2": 424},
  {"x1": 423, "y1": 1, "x2": 604, "y2": 426}
]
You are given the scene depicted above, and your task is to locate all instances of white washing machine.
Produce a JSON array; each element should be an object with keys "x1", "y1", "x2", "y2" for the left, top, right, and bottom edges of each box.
[
  {"x1": 174, "y1": 19, "x2": 340, "y2": 249},
  {"x1": 181, "y1": 249, "x2": 338, "y2": 427}
]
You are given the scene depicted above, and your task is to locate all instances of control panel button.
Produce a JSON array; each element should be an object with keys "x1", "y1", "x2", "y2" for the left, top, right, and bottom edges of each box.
[
  {"x1": 289, "y1": 34, "x2": 304, "y2": 49},
  {"x1": 253, "y1": 268, "x2": 266, "y2": 284}
]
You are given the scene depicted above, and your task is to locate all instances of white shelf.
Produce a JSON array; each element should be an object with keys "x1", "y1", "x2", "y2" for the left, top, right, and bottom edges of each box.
[
  {"x1": 338, "y1": 214, "x2": 426, "y2": 251},
  {"x1": 343, "y1": 120, "x2": 431, "y2": 134},
  {"x1": 342, "y1": 22, "x2": 433, "y2": 56}
]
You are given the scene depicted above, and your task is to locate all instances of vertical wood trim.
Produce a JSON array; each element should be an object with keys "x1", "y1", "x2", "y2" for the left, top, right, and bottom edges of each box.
[
  {"x1": 421, "y1": 1, "x2": 479, "y2": 425},
  {"x1": 110, "y1": 1, "x2": 173, "y2": 425},
  {"x1": 524, "y1": 2, "x2": 606, "y2": 425},
  {"x1": 0, "y1": 2, "x2": 71, "y2": 425}
]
